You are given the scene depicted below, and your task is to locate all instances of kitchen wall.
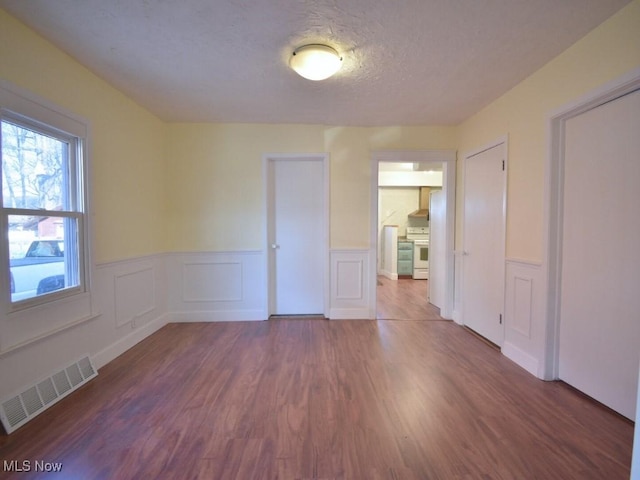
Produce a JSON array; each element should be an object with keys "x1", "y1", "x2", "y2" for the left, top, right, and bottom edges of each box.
[{"x1": 379, "y1": 187, "x2": 420, "y2": 237}]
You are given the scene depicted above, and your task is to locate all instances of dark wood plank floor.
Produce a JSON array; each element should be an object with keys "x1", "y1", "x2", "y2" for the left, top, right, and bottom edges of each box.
[{"x1": 0, "y1": 319, "x2": 633, "y2": 479}]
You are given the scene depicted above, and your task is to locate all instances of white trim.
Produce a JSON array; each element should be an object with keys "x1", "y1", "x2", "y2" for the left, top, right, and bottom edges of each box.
[
  {"x1": 0, "y1": 80, "x2": 89, "y2": 138},
  {"x1": 373, "y1": 150, "x2": 456, "y2": 164},
  {"x1": 263, "y1": 153, "x2": 330, "y2": 318},
  {"x1": 95, "y1": 252, "x2": 167, "y2": 269},
  {"x1": 168, "y1": 310, "x2": 265, "y2": 323},
  {"x1": 504, "y1": 259, "x2": 545, "y2": 377},
  {"x1": 543, "y1": 67, "x2": 640, "y2": 380},
  {"x1": 505, "y1": 257, "x2": 543, "y2": 268},
  {"x1": 0, "y1": 79, "x2": 96, "y2": 322},
  {"x1": 460, "y1": 136, "x2": 508, "y2": 344},
  {"x1": 462, "y1": 136, "x2": 508, "y2": 160},
  {"x1": 502, "y1": 341, "x2": 539, "y2": 377},
  {"x1": 92, "y1": 312, "x2": 169, "y2": 369},
  {"x1": 329, "y1": 248, "x2": 370, "y2": 320},
  {"x1": 370, "y1": 150, "x2": 456, "y2": 319},
  {"x1": 0, "y1": 312, "x2": 101, "y2": 357},
  {"x1": 166, "y1": 250, "x2": 267, "y2": 321}
]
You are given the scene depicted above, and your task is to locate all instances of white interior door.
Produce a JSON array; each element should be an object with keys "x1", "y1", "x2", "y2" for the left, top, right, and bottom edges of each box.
[
  {"x1": 268, "y1": 156, "x2": 325, "y2": 316},
  {"x1": 462, "y1": 142, "x2": 506, "y2": 346},
  {"x1": 429, "y1": 189, "x2": 445, "y2": 308},
  {"x1": 559, "y1": 89, "x2": 640, "y2": 420}
]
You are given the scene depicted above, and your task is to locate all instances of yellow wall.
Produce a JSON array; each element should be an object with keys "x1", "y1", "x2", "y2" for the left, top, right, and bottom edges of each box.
[
  {"x1": 166, "y1": 123, "x2": 456, "y2": 251},
  {"x1": 0, "y1": 9, "x2": 167, "y2": 264},
  {"x1": 165, "y1": 123, "x2": 324, "y2": 251},
  {"x1": 457, "y1": 0, "x2": 640, "y2": 262}
]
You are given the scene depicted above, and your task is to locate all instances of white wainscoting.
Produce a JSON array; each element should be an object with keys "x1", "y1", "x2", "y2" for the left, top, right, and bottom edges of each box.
[
  {"x1": 93, "y1": 254, "x2": 169, "y2": 369},
  {"x1": 114, "y1": 266, "x2": 156, "y2": 328},
  {"x1": 0, "y1": 254, "x2": 169, "y2": 401},
  {"x1": 503, "y1": 258, "x2": 545, "y2": 378},
  {"x1": 329, "y1": 249, "x2": 371, "y2": 319},
  {"x1": 166, "y1": 251, "x2": 267, "y2": 322}
]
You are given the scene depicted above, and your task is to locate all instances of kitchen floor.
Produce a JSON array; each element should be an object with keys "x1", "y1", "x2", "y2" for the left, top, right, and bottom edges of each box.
[{"x1": 376, "y1": 275, "x2": 444, "y2": 320}]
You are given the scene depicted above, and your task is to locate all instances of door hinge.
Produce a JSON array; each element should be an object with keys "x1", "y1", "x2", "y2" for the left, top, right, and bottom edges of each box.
[
  {"x1": 502, "y1": 160, "x2": 505, "y2": 171},
  {"x1": 499, "y1": 314, "x2": 503, "y2": 324}
]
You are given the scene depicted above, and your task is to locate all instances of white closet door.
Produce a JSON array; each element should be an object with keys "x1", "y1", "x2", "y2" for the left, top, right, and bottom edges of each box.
[
  {"x1": 462, "y1": 143, "x2": 506, "y2": 346},
  {"x1": 559, "y1": 89, "x2": 640, "y2": 419},
  {"x1": 269, "y1": 157, "x2": 325, "y2": 315}
]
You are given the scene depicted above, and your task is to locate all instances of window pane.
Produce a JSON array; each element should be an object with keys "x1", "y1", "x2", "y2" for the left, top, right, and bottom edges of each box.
[
  {"x1": 9, "y1": 215, "x2": 79, "y2": 302},
  {"x1": 1, "y1": 121, "x2": 69, "y2": 210}
]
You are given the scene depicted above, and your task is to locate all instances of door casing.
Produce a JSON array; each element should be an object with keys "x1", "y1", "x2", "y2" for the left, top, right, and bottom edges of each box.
[{"x1": 370, "y1": 150, "x2": 457, "y2": 319}]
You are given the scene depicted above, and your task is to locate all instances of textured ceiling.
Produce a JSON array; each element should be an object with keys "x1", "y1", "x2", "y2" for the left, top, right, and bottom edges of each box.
[{"x1": 0, "y1": 0, "x2": 631, "y2": 126}]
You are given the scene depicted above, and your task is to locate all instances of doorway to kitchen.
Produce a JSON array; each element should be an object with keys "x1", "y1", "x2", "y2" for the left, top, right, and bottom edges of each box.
[{"x1": 370, "y1": 150, "x2": 456, "y2": 320}]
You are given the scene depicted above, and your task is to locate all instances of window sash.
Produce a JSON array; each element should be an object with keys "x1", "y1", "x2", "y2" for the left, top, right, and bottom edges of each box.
[
  {"x1": 0, "y1": 114, "x2": 83, "y2": 213},
  {"x1": 0, "y1": 112, "x2": 87, "y2": 309}
]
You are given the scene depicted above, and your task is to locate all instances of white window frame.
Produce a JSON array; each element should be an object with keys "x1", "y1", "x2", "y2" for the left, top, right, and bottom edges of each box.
[{"x1": 0, "y1": 83, "x2": 90, "y2": 312}]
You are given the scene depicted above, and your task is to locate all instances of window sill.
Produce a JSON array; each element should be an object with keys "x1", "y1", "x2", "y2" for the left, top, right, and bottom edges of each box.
[{"x1": 0, "y1": 310, "x2": 102, "y2": 357}]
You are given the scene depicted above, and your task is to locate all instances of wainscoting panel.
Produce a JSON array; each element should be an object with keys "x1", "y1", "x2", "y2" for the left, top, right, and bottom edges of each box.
[
  {"x1": 336, "y1": 260, "x2": 363, "y2": 300},
  {"x1": 503, "y1": 259, "x2": 545, "y2": 378},
  {"x1": 511, "y1": 276, "x2": 533, "y2": 338},
  {"x1": 114, "y1": 266, "x2": 156, "y2": 327},
  {"x1": 92, "y1": 257, "x2": 168, "y2": 373},
  {"x1": 167, "y1": 251, "x2": 267, "y2": 322},
  {"x1": 330, "y1": 250, "x2": 371, "y2": 319}
]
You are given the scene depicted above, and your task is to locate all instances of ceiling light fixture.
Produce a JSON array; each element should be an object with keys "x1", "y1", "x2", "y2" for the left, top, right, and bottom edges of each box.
[{"x1": 290, "y1": 44, "x2": 342, "y2": 81}]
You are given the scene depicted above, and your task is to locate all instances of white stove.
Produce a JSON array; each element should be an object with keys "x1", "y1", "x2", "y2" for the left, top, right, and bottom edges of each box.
[{"x1": 406, "y1": 227, "x2": 429, "y2": 279}]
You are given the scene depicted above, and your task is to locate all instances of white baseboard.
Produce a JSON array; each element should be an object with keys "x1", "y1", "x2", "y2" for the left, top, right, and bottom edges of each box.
[
  {"x1": 502, "y1": 341, "x2": 540, "y2": 378},
  {"x1": 379, "y1": 270, "x2": 398, "y2": 280},
  {"x1": 93, "y1": 312, "x2": 170, "y2": 369},
  {"x1": 169, "y1": 310, "x2": 267, "y2": 323},
  {"x1": 329, "y1": 308, "x2": 372, "y2": 320}
]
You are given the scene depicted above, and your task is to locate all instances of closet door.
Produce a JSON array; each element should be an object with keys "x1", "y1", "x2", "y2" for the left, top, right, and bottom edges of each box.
[
  {"x1": 267, "y1": 156, "x2": 326, "y2": 316},
  {"x1": 559, "y1": 90, "x2": 640, "y2": 419},
  {"x1": 461, "y1": 142, "x2": 506, "y2": 346}
]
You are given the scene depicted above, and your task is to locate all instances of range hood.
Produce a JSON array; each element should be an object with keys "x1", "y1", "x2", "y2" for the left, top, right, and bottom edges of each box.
[{"x1": 409, "y1": 187, "x2": 430, "y2": 219}]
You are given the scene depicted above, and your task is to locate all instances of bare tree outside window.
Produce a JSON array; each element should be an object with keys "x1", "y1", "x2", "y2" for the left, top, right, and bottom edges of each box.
[{"x1": 2, "y1": 121, "x2": 66, "y2": 212}]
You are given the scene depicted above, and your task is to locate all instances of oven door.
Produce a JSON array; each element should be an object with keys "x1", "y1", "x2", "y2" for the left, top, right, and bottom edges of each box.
[{"x1": 413, "y1": 241, "x2": 429, "y2": 279}]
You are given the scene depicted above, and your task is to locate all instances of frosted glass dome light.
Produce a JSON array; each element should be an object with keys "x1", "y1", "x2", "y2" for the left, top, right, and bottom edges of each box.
[{"x1": 290, "y1": 44, "x2": 342, "y2": 81}]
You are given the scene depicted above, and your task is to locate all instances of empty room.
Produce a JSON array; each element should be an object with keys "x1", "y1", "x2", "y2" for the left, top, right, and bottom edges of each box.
[{"x1": 0, "y1": 1, "x2": 639, "y2": 478}]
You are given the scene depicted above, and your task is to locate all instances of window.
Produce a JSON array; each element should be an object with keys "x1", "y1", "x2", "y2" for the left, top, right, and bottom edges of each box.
[{"x1": 1, "y1": 112, "x2": 86, "y2": 307}]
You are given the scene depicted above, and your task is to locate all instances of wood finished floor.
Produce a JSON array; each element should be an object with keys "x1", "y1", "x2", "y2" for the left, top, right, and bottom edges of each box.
[
  {"x1": 0, "y1": 319, "x2": 633, "y2": 479},
  {"x1": 376, "y1": 276, "x2": 442, "y2": 321}
]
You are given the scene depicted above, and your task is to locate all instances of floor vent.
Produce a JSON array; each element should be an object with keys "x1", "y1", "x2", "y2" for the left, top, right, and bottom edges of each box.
[{"x1": 0, "y1": 355, "x2": 98, "y2": 434}]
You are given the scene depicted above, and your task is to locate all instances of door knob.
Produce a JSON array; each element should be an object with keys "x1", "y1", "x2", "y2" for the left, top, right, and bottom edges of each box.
[{"x1": 271, "y1": 244, "x2": 280, "y2": 249}]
